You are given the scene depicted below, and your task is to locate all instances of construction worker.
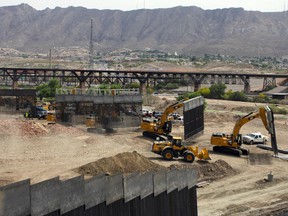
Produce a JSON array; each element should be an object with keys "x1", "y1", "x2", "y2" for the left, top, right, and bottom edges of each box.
[{"x1": 28, "y1": 110, "x2": 33, "y2": 120}]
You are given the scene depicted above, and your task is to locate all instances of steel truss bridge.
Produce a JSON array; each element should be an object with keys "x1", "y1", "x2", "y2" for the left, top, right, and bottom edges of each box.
[{"x1": 0, "y1": 67, "x2": 287, "y2": 93}]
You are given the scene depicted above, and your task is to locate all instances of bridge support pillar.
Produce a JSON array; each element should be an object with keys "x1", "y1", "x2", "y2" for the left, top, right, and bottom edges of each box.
[
  {"x1": 240, "y1": 76, "x2": 250, "y2": 93},
  {"x1": 139, "y1": 82, "x2": 146, "y2": 95},
  {"x1": 12, "y1": 80, "x2": 18, "y2": 89},
  {"x1": 244, "y1": 82, "x2": 251, "y2": 93},
  {"x1": 188, "y1": 74, "x2": 206, "y2": 92},
  {"x1": 194, "y1": 82, "x2": 201, "y2": 92},
  {"x1": 79, "y1": 81, "x2": 86, "y2": 93}
]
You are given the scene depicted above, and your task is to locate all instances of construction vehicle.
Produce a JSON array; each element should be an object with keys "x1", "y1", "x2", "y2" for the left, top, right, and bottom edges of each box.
[
  {"x1": 152, "y1": 136, "x2": 211, "y2": 163},
  {"x1": 46, "y1": 112, "x2": 56, "y2": 124},
  {"x1": 210, "y1": 105, "x2": 278, "y2": 156},
  {"x1": 141, "y1": 99, "x2": 186, "y2": 140},
  {"x1": 36, "y1": 101, "x2": 56, "y2": 111}
]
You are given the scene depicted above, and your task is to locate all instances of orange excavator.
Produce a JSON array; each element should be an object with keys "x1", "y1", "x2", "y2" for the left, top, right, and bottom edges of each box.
[
  {"x1": 140, "y1": 99, "x2": 186, "y2": 141},
  {"x1": 210, "y1": 105, "x2": 278, "y2": 156}
]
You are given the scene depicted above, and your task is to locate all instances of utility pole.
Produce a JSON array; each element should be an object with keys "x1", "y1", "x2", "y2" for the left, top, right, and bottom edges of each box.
[
  {"x1": 89, "y1": 18, "x2": 94, "y2": 69},
  {"x1": 49, "y1": 48, "x2": 52, "y2": 69}
]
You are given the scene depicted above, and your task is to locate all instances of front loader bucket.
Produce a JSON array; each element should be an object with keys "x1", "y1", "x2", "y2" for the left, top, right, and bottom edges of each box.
[{"x1": 199, "y1": 148, "x2": 211, "y2": 160}]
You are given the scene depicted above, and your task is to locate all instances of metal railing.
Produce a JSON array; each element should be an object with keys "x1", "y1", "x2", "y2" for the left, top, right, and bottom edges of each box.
[{"x1": 56, "y1": 88, "x2": 140, "y2": 96}]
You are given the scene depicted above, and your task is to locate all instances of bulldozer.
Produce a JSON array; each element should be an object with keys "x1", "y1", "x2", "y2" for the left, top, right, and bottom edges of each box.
[{"x1": 152, "y1": 136, "x2": 211, "y2": 163}]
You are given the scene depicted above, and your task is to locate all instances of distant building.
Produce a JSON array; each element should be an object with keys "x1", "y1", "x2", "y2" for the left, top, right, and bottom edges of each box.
[{"x1": 264, "y1": 86, "x2": 288, "y2": 100}]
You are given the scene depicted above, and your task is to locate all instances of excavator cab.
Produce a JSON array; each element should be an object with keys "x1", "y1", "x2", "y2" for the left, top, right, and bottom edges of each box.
[{"x1": 163, "y1": 121, "x2": 172, "y2": 134}]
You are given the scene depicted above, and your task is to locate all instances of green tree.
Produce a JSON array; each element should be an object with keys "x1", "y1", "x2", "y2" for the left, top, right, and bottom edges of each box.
[
  {"x1": 110, "y1": 83, "x2": 122, "y2": 89},
  {"x1": 36, "y1": 79, "x2": 60, "y2": 99},
  {"x1": 198, "y1": 87, "x2": 210, "y2": 98},
  {"x1": 36, "y1": 84, "x2": 50, "y2": 99},
  {"x1": 48, "y1": 79, "x2": 61, "y2": 97},
  {"x1": 125, "y1": 82, "x2": 140, "y2": 89},
  {"x1": 209, "y1": 84, "x2": 226, "y2": 99}
]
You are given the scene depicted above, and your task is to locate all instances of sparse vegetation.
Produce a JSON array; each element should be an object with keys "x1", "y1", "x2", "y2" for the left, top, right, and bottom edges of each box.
[{"x1": 269, "y1": 105, "x2": 288, "y2": 115}]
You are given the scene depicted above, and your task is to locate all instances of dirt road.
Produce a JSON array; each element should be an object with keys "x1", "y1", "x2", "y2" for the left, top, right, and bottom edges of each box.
[{"x1": 0, "y1": 99, "x2": 287, "y2": 215}]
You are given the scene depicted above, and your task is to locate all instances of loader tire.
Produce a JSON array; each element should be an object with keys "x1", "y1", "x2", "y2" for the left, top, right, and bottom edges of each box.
[
  {"x1": 161, "y1": 149, "x2": 174, "y2": 161},
  {"x1": 184, "y1": 151, "x2": 195, "y2": 163}
]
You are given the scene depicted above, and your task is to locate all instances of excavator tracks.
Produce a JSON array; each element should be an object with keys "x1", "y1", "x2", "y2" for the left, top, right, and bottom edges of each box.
[
  {"x1": 213, "y1": 146, "x2": 249, "y2": 157},
  {"x1": 142, "y1": 131, "x2": 172, "y2": 141}
]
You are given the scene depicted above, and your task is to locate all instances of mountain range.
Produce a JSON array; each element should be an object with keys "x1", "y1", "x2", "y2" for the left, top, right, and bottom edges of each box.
[{"x1": 1, "y1": 4, "x2": 288, "y2": 57}]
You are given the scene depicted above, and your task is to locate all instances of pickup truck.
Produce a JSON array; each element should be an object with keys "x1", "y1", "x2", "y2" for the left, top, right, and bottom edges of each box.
[
  {"x1": 242, "y1": 133, "x2": 269, "y2": 144},
  {"x1": 36, "y1": 106, "x2": 48, "y2": 119}
]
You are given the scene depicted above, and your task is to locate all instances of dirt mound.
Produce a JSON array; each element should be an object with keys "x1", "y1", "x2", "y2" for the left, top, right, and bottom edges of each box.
[
  {"x1": 0, "y1": 120, "x2": 48, "y2": 138},
  {"x1": 0, "y1": 120, "x2": 85, "y2": 139},
  {"x1": 169, "y1": 159, "x2": 237, "y2": 182},
  {"x1": 75, "y1": 152, "x2": 236, "y2": 181},
  {"x1": 195, "y1": 159, "x2": 237, "y2": 181},
  {"x1": 75, "y1": 151, "x2": 165, "y2": 176},
  {"x1": 20, "y1": 121, "x2": 48, "y2": 138}
]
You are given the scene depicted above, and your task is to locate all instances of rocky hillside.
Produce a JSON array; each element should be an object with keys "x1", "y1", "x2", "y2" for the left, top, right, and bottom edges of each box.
[{"x1": 1, "y1": 4, "x2": 288, "y2": 57}]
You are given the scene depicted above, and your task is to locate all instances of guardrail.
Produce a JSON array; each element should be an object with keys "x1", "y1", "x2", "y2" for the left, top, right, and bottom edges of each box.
[{"x1": 56, "y1": 88, "x2": 140, "y2": 96}]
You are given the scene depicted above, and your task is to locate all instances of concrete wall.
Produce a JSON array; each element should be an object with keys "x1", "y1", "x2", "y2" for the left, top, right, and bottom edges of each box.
[
  {"x1": 55, "y1": 94, "x2": 142, "y2": 130},
  {"x1": 0, "y1": 168, "x2": 198, "y2": 216}
]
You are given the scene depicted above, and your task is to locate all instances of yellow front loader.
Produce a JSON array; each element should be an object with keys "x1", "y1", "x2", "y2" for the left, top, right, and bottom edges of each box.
[{"x1": 152, "y1": 136, "x2": 211, "y2": 163}]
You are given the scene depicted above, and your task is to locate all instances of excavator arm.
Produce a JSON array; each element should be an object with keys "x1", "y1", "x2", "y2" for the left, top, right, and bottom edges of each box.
[
  {"x1": 141, "y1": 99, "x2": 187, "y2": 140},
  {"x1": 158, "y1": 99, "x2": 185, "y2": 129},
  {"x1": 231, "y1": 107, "x2": 269, "y2": 141}
]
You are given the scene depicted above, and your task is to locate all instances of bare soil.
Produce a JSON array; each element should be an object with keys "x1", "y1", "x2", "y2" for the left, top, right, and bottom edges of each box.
[{"x1": 0, "y1": 98, "x2": 288, "y2": 215}]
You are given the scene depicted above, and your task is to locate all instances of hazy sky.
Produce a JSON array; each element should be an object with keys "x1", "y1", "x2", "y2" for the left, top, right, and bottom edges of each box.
[{"x1": 0, "y1": 0, "x2": 287, "y2": 12}]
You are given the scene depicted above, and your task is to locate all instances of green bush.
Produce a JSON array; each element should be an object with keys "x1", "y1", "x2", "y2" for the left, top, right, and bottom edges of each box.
[
  {"x1": 125, "y1": 82, "x2": 140, "y2": 89},
  {"x1": 164, "y1": 83, "x2": 179, "y2": 90},
  {"x1": 209, "y1": 84, "x2": 226, "y2": 99},
  {"x1": 269, "y1": 105, "x2": 288, "y2": 115},
  {"x1": 36, "y1": 79, "x2": 60, "y2": 99},
  {"x1": 253, "y1": 93, "x2": 270, "y2": 103},
  {"x1": 227, "y1": 91, "x2": 249, "y2": 102},
  {"x1": 269, "y1": 99, "x2": 280, "y2": 105},
  {"x1": 176, "y1": 92, "x2": 201, "y2": 101},
  {"x1": 198, "y1": 87, "x2": 210, "y2": 97}
]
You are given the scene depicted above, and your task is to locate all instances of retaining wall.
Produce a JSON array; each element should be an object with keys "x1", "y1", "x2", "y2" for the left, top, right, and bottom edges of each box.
[{"x1": 0, "y1": 168, "x2": 198, "y2": 216}]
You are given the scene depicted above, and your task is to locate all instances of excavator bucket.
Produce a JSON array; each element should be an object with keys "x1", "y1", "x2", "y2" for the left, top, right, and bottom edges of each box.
[{"x1": 199, "y1": 148, "x2": 211, "y2": 160}]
